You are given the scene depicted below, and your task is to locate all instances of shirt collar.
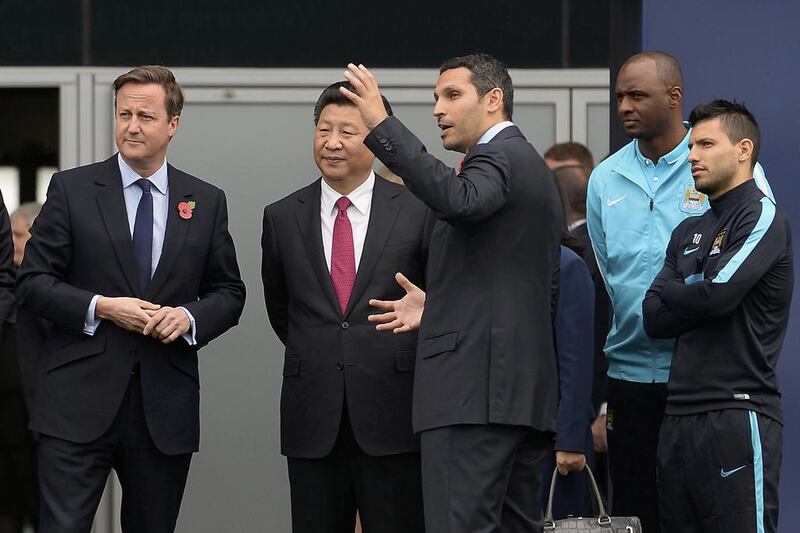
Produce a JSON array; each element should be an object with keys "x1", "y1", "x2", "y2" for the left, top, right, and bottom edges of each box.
[
  {"x1": 118, "y1": 153, "x2": 168, "y2": 195},
  {"x1": 568, "y1": 218, "x2": 587, "y2": 232},
  {"x1": 633, "y1": 122, "x2": 691, "y2": 167},
  {"x1": 320, "y1": 171, "x2": 375, "y2": 216},
  {"x1": 477, "y1": 121, "x2": 515, "y2": 145}
]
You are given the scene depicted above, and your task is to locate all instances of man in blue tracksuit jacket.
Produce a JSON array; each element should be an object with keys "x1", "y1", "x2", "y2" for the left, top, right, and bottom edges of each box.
[
  {"x1": 643, "y1": 100, "x2": 791, "y2": 533},
  {"x1": 586, "y1": 51, "x2": 773, "y2": 532}
]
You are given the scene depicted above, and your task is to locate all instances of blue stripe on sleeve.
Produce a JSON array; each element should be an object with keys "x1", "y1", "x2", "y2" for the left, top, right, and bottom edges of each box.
[
  {"x1": 713, "y1": 198, "x2": 776, "y2": 284},
  {"x1": 684, "y1": 273, "x2": 703, "y2": 284},
  {"x1": 749, "y1": 411, "x2": 765, "y2": 533}
]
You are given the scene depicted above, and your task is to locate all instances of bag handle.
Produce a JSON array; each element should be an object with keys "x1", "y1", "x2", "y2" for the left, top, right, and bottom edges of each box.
[{"x1": 543, "y1": 464, "x2": 612, "y2": 529}]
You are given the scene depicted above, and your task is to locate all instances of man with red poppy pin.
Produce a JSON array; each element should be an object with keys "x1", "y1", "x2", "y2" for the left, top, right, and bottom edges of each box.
[
  {"x1": 17, "y1": 66, "x2": 245, "y2": 533},
  {"x1": 178, "y1": 200, "x2": 195, "y2": 219}
]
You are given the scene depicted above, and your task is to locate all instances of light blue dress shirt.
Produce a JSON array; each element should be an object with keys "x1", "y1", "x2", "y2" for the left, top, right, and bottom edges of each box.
[{"x1": 83, "y1": 154, "x2": 197, "y2": 345}]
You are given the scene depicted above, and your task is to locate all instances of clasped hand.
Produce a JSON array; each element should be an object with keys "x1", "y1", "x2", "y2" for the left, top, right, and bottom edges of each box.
[{"x1": 96, "y1": 296, "x2": 190, "y2": 344}]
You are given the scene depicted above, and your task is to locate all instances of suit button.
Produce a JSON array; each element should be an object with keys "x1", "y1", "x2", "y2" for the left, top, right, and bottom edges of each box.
[
  {"x1": 336, "y1": 362, "x2": 344, "y2": 370},
  {"x1": 341, "y1": 322, "x2": 349, "y2": 329}
]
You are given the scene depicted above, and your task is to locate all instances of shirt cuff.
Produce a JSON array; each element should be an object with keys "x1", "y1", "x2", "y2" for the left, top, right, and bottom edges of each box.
[
  {"x1": 83, "y1": 295, "x2": 102, "y2": 335},
  {"x1": 179, "y1": 306, "x2": 197, "y2": 346}
]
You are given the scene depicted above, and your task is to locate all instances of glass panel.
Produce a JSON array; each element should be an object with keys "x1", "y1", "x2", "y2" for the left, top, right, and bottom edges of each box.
[
  {"x1": 36, "y1": 167, "x2": 58, "y2": 204},
  {"x1": 0, "y1": 167, "x2": 21, "y2": 213}
]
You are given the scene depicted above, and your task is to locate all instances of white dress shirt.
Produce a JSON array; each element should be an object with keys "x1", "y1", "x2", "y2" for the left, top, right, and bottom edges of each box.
[
  {"x1": 477, "y1": 121, "x2": 514, "y2": 145},
  {"x1": 320, "y1": 171, "x2": 375, "y2": 272},
  {"x1": 83, "y1": 154, "x2": 197, "y2": 344}
]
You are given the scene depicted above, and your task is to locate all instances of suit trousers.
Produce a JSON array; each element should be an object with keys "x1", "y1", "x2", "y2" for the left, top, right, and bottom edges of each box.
[
  {"x1": 37, "y1": 369, "x2": 192, "y2": 533},
  {"x1": 287, "y1": 407, "x2": 424, "y2": 533},
  {"x1": 420, "y1": 423, "x2": 551, "y2": 533}
]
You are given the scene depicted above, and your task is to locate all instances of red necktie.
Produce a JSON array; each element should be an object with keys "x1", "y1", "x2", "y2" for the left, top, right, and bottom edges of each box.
[{"x1": 331, "y1": 196, "x2": 356, "y2": 313}]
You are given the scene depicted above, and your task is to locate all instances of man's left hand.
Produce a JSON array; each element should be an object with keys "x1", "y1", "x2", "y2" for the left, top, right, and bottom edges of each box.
[
  {"x1": 143, "y1": 306, "x2": 191, "y2": 344},
  {"x1": 340, "y1": 63, "x2": 389, "y2": 130},
  {"x1": 555, "y1": 451, "x2": 586, "y2": 476}
]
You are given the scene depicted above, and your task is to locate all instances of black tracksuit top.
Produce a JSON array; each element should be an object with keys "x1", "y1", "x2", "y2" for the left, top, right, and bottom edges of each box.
[{"x1": 643, "y1": 179, "x2": 793, "y2": 423}]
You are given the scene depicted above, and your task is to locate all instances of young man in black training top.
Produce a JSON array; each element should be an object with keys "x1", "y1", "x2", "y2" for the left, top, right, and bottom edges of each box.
[{"x1": 643, "y1": 100, "x2": 793, "y2": 533}]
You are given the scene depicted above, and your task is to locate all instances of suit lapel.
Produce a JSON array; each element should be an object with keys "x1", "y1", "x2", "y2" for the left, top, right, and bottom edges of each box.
[
  {"x1": 296, "y1": 180, "x2": 341, "y2": 315},
  {"x1": 147, "y1": 165, "x2": 192, "y2": 299},
  {"x1": 94, "y1": 156, "x2": 142, "y2": 297},
  {"x1": 344, "y1": 176, "x2": 400, "y2": 317}
]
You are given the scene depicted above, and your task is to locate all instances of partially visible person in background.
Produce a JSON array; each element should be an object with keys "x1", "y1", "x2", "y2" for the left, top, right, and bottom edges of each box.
[
  {"x1": 548, "y1": 148, "x2": 611, "y2": 502},
  {"x1": 540, "y1": 238, "x2": 595, "y2": 519},
  {"x1": 544, "y1": 142, "x2": 595, "y2": 174},
  {"x1": 0, "y1": 191, "x2": 13, "y2": 343},
  {"x1": 0, "y1": 202, "x2": 42, "y2": 533}
]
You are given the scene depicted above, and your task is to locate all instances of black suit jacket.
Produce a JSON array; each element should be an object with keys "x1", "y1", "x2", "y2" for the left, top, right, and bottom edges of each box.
[
  {"x1": 365, "y1": 117, "x2": 563, "y2": 433},
  {"x1": 262, "y1": 175, "x2": 433, "y2": 458},
  {"x1": 16, "y1": 155, "x2": 246, "y2": 455},
  {"x1": 0, "y1": 190, "x2": 14, "y2": 338}
]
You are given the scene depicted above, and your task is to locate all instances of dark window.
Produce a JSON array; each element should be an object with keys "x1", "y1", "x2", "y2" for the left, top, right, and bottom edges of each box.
[
  {"x1": 0, "y1": 89, "x2": 59, "y2": 205},
  {"x1": 1, "y1": 0, "x2": 608, "y2": 68}
]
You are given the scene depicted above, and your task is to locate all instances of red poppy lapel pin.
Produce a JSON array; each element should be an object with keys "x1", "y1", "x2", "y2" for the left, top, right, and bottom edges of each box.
[{"x1": 178, "y1": 201, "x2": 196, "y2": 220}]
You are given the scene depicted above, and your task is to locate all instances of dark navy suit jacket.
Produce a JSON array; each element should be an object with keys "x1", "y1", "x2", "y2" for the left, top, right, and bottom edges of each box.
[{"x1": 553, "y1": 245, "x2": 595, "y2": 453}]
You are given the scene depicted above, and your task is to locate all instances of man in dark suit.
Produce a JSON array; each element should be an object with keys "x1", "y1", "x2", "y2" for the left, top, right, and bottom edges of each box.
[
  {"x1": 0, "y1": 202, "x2": 42, "y2": 533},
  {"x1": 342, "y1": 54, "x2": 563, "y2": 532},
  {"x1": 0, "y1": 191, "x2": 13, "y2": 343},
  {"x1": 261, "y1": 82, "x2": 431, "y2": 533},
  {"x1": 16, "y1": 66, "x2": 246, "y2": 533}
]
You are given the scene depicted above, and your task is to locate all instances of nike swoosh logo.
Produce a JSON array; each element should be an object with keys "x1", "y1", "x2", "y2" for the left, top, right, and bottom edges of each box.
[
  {"x1": 606, "y1": 195, "x2": 627, "y2": 206},
  {"x1": 683, "y1": 246, "x2": 700, "y2": 255},
  {"x1": 720, "y1": 465, "x2": 747, "y2": 478}
]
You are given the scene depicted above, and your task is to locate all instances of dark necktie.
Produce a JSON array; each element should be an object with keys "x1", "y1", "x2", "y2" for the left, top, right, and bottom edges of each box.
[
  {"x1": 132, "y1": 179, "x2": 153, "y2": 292},
  {"x1": 330, "y1": 196, "x2": 356, "y2": 313}
]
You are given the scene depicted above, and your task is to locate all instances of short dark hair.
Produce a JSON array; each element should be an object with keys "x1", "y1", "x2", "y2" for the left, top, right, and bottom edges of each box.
[
  {"x1": 689, "y1": 99, "x2": 760, "y2": 166},
  {"x1": 313, "y1": 81, "x2": 393, "y2": 125},
  {"x1": 440, "y1": 53, "x2": 514, "y2": 120},
  {"x1": 554, "y1": 165, "x2": 588, "y2": 216},
  {"x1": 623, "y1": 51, "x2": 684, "y2": 90},
  {"x1": 113, "y1": 65, "x2": 184, "y2": 118},
  {"x1": 544, "y1": 142, "x2": 595, "y2": 171}
]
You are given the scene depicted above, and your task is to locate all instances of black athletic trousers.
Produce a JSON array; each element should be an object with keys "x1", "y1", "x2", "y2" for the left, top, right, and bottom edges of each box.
[{"x1": 658, "y1": 409, "x2": 782, "y2": 533}]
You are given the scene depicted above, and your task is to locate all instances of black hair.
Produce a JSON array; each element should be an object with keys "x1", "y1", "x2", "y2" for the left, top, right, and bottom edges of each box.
[
  {"x1": 440, "y1": 53, "x2": 514, "y2": 120},
  {"x1": 313, "y1": 81, "x2": 393, "y2": 125},
  {"x1": 689, "y1": 99, "x2": 760, "y2": 166}
]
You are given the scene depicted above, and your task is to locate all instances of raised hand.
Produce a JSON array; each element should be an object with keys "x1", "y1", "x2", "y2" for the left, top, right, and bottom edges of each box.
[
  {"x1": 368, "y1": 272, "x2": 425, "y2": 334},
  {"x1": 340, "y1": 63, "x2": 390, "y2": 130}
]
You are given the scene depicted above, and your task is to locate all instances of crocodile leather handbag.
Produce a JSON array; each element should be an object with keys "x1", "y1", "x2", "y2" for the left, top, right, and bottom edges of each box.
[{"x1": 543, "y1": 465, "x2": 642, "y2": 532}]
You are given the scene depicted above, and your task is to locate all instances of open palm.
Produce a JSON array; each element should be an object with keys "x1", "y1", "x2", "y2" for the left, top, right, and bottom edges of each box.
[{"x1": 368, "y1": 272, "x2": 425, "y2": 334}]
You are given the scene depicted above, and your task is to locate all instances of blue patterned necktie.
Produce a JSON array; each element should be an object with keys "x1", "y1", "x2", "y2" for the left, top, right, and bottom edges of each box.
[{"x1": 132, "y1": 179, "x2": 153, "y2": 292}]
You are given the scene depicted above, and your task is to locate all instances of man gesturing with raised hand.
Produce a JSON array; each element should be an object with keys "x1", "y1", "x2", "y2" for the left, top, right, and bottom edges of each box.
[{"x1": 342, "y1": 56, "x2": 564, "y2": 533}]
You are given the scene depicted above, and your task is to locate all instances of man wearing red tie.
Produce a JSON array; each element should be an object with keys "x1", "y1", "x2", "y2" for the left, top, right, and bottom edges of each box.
[{"x1": 261, "y1": 81, "x2": 432, "y2": 533}]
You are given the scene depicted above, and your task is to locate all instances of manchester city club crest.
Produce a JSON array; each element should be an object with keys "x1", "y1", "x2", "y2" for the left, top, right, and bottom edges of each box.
[
  {"x1": 681, "y1": 183, "x2": 707, "y2": 213},
  {"x1": 710, "y1": 229, "x2": 727, "y2": 256}
]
